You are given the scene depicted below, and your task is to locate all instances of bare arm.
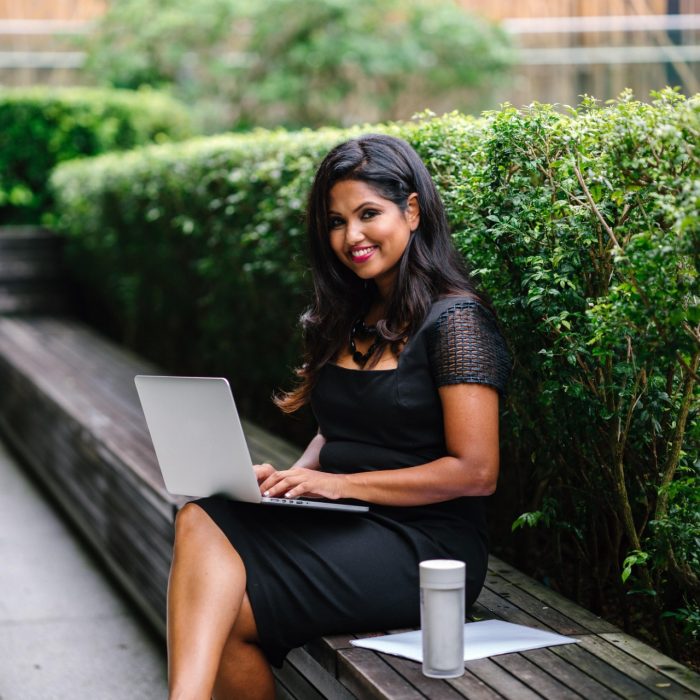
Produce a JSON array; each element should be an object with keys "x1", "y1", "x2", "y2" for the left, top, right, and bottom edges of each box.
[
  {"x1": 258, "y1": 383, "x2": 500, "y2": 505},
  {"x1": 291, "y1": 432, "x2": 326, "y2": 470}
]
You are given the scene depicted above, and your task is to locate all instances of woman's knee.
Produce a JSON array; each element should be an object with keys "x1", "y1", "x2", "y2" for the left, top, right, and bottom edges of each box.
[
  {"x1": 172, "y1": 502, "x2": 246, "y2": 579},
  {"x1": 174, "y1": 501, "x2": 216, "y2": 540}
]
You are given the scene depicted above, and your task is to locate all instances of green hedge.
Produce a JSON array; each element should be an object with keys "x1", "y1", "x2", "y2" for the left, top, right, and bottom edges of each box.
[
  {"x1": 50, "y1": 127, "x2": 355, "y2": 417},
  {"x1": 0, "y1": 86, "x2": 193, "y2": 224},
  {"x1": 51, "y1": 90, "x2": 699, "y2": 656}
]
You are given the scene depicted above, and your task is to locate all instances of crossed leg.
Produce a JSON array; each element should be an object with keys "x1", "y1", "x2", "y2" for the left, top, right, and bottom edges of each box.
[
  {"x1": 167, "y1": 502, "x2": 275, "y2": 700},
  {"x1": 212, "y1": 595, "x2": 275, "y2": 700}
]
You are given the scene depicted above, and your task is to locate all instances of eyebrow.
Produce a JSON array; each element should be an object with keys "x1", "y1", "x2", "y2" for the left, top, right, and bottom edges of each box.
[{"x1": 328, "y1": 200, "x2": 382, "y2": 216}]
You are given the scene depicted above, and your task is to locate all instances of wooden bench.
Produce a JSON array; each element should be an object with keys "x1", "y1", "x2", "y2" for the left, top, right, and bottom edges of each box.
[{"x1": 1, "y1": 314, "x2": 698, "y2": 699}]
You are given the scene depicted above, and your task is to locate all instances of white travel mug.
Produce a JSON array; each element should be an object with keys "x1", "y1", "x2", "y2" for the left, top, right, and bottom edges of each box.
[{"x1": 419, "y1": 559, "x2": 465, "y2": 678}]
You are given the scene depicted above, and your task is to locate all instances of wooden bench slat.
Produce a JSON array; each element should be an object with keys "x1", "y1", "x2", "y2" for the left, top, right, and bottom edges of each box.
[
  {"x1": 446, "y1": 669, "x2": 509, "y2": 700},
  {"x1": 489, "y1": 652, "x2": 584, "y2": 699},
  {"x1": 2, "y1": 368, "x2": 174, "y2": 525},
  {"x1": 471, "y1": 580, "x2": 679, "y2": 699},
  {"x1": 598, "y1": 632, "x2": 700, "y2": 695},
  {"x1": 0, "y1": 317, "x2": 149, "y2": 402},
  {"x1": 483, "y1": 569, "x2": 589, "y2": 636},
  {"x1": 576, "y1": 635, "x2": 697, "y2": 699},
  {"x1": 379, "y1": 654, "x2": 480, "y2": 700},
  {"x1": 274, "y1": 660, "x2": 327, "y2": 700},
  {"x1": 475, "y1": 587, "x2": 557, "y2": 633},
  {"x1": 338, "y1": 647, "x2": 427, "y2": 700},
  {"x1": 311, "y1": 631, "x2": 544, "y2": 700},
  {"x1": 40, "y1": 316, "x2": 302, "y2": 464},
  {"x1": 283, "y1": 648, "x2": 357, "y2": 700},
  {"x1": 0, "y1": 317, "x2": 161, "y2": 432},
  {"x1": 519, "y1": 647, "x2": 622, "y2": 700},
  {"x1": 0, "y1": 341, "x2": 174, "y2": 502},
  {"x1": 469, "y1": 601, "x2": 501, "y2": 622},
  {"x1": 462, "y1": 657, "x2": 544, "y2": 699},
  {"x1": 274, "y1": 682, "x2": 296, "y2": 700},
  {"x1": 2, "y1": 317, "x2": 301, "y2": 469},
  {"x1": 306, "y1": 634, "x2": 357, "y2": 677},
  {"x1": 464, "y1": 577, "x2": 669, "y2": 699},
  {"x1": 549, "y1": 642, "x2": 665, "y2": 699},
  {"x1": 22, "y1": 318, "x2": 160, "y2": 403}
]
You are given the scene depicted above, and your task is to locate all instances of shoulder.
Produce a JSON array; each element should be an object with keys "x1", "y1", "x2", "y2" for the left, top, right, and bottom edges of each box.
[
  {"x1": 425, "y1": 294, "x2": 511, "y2": 395},
  {"x1": 418, "y1": 293, "x2": 492, "y2": 331}
]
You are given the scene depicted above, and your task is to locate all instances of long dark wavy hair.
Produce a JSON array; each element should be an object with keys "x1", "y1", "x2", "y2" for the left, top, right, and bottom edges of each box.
[{"x1": 275, "y1": 133, "x2": 481, "y2": 413}]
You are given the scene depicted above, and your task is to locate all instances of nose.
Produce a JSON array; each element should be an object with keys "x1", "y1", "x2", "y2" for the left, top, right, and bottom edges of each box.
[{"x1": 345, "y1": 219, "x2": 365, "y2": 245}]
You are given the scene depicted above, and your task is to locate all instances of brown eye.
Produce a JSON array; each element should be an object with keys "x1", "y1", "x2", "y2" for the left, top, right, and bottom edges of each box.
[{"x1": 328, "y1": 217, "x2": 344, "y2": 229}]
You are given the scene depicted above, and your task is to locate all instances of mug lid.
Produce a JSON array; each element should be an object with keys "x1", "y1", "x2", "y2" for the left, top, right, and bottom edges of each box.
[{"x1": 420, "y1": 559, "x2": 465, "y2": 586}]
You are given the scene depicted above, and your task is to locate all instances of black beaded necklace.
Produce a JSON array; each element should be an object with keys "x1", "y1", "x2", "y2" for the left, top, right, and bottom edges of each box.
[{"x1": 349, "y1": 316, "x2": 381, "y2": 366}]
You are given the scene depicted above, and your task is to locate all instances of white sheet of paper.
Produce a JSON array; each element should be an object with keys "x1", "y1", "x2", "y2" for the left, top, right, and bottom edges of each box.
[{"x1": 350, "y1": 619, "x2": 578, "y2": 663}]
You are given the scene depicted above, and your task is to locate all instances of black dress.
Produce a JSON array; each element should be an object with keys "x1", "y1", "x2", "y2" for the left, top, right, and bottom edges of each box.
[{"x1": 195, "y1": 296, "x2": 510, "y2": 667}]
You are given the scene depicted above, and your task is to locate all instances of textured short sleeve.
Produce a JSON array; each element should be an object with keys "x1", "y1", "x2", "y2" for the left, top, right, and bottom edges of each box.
[{"x1": 428, "y1": 300, "x2": 510, "y2": 395}]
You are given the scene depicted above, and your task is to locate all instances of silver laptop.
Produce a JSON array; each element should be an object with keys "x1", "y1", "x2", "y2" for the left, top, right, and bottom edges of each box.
[{"x1": 134, "y1": 375, "x2": 368, "y2": 513}]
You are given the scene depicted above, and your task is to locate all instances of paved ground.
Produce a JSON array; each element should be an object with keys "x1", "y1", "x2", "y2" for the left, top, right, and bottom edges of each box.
[{"x1": 0, "y1": 438, "x2": 168, "y2": 700}]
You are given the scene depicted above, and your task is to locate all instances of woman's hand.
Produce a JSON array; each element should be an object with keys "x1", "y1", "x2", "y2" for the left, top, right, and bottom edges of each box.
[
  {"x1": 255, "y1": 464, "x2": 346, "y2": 501},
  {"x1": 253, "y1": 463, "x2": 278, "y2": 484}
]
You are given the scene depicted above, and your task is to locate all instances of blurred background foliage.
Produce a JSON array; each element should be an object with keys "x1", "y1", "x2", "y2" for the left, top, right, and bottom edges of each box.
[
  {"x1": 77, "y1": 0, "x2": 514, "y2": 132},
  {"x1": 0, "y1": 86, "x2": 193, "y2": 224}
]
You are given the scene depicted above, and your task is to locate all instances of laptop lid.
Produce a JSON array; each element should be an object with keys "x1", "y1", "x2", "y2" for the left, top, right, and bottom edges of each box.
[{"x1": 134, "y1": 375, "x2": 263, "y2": 503}]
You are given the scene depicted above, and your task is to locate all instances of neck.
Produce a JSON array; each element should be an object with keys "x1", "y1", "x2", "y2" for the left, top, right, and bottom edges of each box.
[
  {"x1": 364, "y1": 299, "x2": 387, "y2": 326},
  {"x1": 374, "y1": 265, "x2": 400, "y2": 302},
  {"x1": 375, "y1": 279, "x2": 393, "y2": 302}
]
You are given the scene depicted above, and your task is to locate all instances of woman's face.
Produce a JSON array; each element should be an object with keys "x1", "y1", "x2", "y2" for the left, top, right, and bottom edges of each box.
[{"x1": 327, "y1": 179, "x2": 419, "y2": 297}]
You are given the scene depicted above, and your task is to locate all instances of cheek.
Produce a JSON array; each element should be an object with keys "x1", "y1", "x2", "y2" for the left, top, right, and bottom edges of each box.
[
  {"x1": 328, "y1": 233, "x2": 346, "y2": 261},
  {"x1": 390, "y1": 229, "x2": 411, "y2": 256}
]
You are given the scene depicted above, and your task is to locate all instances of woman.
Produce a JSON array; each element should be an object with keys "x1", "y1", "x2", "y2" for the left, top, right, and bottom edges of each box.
[{"x1": 167, "y1": 134, "x2": 510, "y2": 700}]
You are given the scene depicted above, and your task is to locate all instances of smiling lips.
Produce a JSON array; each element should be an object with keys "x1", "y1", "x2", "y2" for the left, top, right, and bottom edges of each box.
[{"x1": 350, "y1": 245, "x2": 378, "y2": 263}]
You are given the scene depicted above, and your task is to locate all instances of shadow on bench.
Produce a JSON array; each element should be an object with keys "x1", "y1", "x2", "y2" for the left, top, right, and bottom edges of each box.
[{"x1": 1, "y1": 315, "x2": 698, "y2": 700}]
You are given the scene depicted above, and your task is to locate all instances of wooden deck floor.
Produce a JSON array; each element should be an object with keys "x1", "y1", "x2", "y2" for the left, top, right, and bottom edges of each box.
[{"x1": 0, "y1": 315, "x2": 698, "y2": 699}]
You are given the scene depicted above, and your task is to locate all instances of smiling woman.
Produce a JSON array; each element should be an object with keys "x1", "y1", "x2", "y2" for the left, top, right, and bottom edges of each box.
[{"x1": 165, "y1": 134, "x2": 511, "y2": 700}]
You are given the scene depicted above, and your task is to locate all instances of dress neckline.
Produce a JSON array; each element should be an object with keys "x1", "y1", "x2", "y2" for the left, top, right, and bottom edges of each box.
[
  {"x1": 329, "y1": 338, "x2": 406, "y2": 373},
  {"x1": 326, "y1": 362, "x2": 398, "y2": 374},
  {"x1": 325, "y1": 295, "x2": 476, "y2": 374}
]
